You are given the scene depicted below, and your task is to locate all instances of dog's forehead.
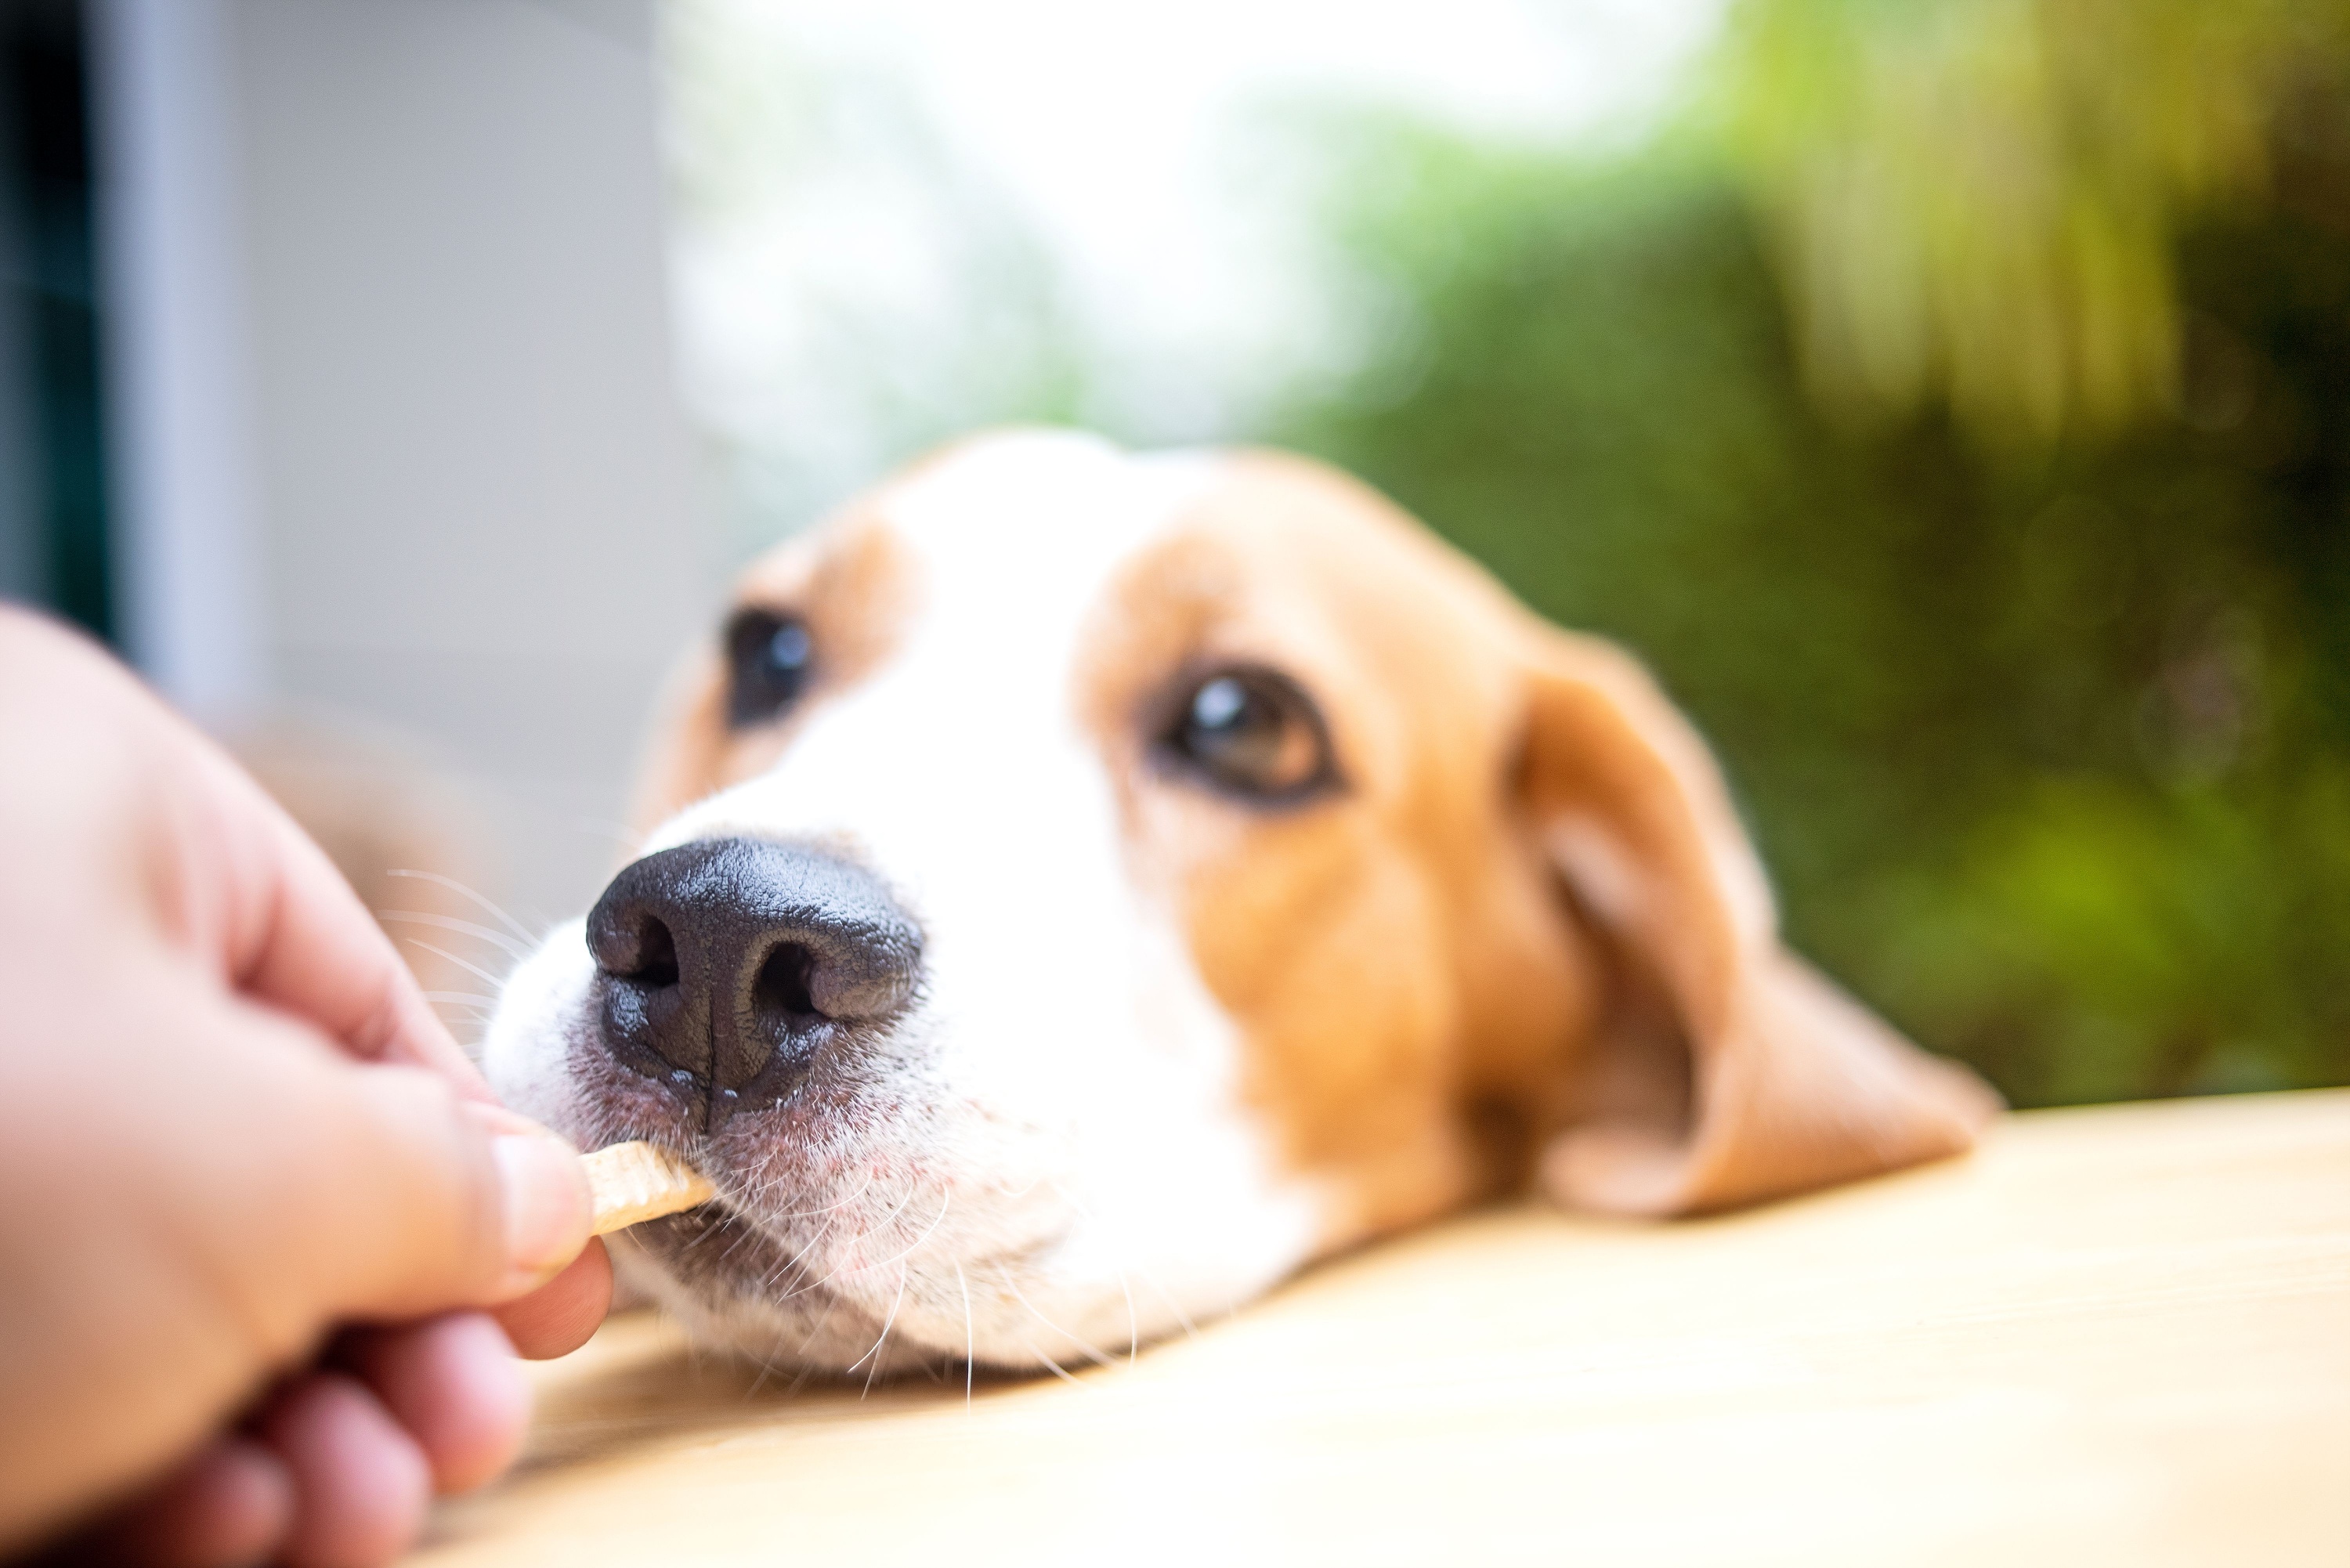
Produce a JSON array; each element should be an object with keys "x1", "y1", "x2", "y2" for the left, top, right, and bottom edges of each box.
[{"x1": 871, "y1": 430, "x2": 1222, "y2": 634}]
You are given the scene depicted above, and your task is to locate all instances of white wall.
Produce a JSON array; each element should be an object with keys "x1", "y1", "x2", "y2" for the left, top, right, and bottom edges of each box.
[
  {"x1": 95, "y1": 0, "x2": 266, "y2": 715},
  {"x1": 99, "y1": 0, "x2": 716, "y2": 923}
]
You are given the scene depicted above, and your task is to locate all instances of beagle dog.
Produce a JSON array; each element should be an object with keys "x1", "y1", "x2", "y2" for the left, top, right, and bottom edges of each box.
[{"x1": 484, "y1": 429, "x2": 1998, "y2": 1377}]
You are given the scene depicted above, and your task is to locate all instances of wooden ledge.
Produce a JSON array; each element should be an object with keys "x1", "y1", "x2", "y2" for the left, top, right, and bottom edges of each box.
[{"x1": 417, "y1": 1090, "x2": 2350, "y2": 1566}]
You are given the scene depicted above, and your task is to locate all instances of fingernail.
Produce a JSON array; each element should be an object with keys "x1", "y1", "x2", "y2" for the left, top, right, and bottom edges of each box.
[{"x1": 492, "y1": 1131, "x2": 591, "y2": 1281}]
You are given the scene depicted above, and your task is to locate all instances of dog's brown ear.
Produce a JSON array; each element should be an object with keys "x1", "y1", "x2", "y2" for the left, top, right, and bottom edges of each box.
[{"x1": 1517, "y1": 625, "x2": 1998, "y2": 1216}]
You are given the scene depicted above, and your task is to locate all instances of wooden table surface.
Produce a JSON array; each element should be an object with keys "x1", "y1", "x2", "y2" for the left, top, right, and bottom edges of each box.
[{"x1": 417, "y1": 1090, "x2": 2350, "y2": 1566}]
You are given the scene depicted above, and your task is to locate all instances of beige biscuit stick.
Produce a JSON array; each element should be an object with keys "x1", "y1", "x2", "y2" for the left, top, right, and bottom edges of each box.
[{"x1": 584, "y1": 1140, "x2": 717, "y2": 1235}]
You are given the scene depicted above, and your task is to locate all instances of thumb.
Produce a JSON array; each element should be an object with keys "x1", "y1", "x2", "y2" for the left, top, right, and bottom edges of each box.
[{"x1": 288, "y1": 1059, "x2": 594, "y2": 1324}]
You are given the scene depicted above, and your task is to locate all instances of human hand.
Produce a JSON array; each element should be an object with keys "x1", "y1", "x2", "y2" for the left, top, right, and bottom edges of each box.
[{"x1": 0, "y1": 609, "x2": 613, "y2": 1566}]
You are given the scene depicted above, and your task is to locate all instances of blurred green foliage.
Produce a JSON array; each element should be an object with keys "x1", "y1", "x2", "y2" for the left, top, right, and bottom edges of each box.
[
  {"x1": 1273, "y1": 12, "x2": 2350, "y2": 1106},
  {"x1": 1716, "y1": 0, "x2": 2346, "y2": 444}
]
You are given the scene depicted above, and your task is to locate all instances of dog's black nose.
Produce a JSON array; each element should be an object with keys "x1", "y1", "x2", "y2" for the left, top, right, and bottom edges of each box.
[{"x1": 584, "y1": 839, "x2": 920, "y2": 1116}]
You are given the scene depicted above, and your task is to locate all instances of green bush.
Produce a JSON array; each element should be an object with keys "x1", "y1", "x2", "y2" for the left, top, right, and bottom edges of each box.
[{"x1": 1272, "y1": 99, "x2": 2350, "y2": 1106}]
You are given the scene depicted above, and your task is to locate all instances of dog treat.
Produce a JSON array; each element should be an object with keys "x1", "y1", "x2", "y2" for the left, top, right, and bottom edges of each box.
[{"x1": 584, "y1": 1140, "x2": 716, "y2": 1234}]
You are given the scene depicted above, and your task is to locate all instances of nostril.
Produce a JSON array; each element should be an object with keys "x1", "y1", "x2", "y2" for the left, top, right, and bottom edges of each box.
[
  {"x1": 624, "y1": 917, "x2": 680, "y2": 988},
  {"x1": 752, "y1": 941, "x2": 819, "y2": 1025},
  {"x1": 589, "y1": 906, "x2": 680, "y2": 988}
]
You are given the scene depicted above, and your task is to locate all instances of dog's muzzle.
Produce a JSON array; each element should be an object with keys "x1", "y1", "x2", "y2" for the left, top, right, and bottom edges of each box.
[{"x1": 584, "y1": 838, "x2": 920, "y2": 1128}]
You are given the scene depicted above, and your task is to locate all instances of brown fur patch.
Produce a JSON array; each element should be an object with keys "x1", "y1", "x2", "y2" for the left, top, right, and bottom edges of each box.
[
  {"x1": 1072, "y1": 453, "x2": 1599, "y2": 1246},
  {"x1": 631, "y1": 512, "x2": 922, "y2": 833}
]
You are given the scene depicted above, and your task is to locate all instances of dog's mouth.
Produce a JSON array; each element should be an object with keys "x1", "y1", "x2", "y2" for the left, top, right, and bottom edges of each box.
[
  {"x1": 616, "y1": 1144, "x2": 1105, "y2": 1378},
  {"x1": 580, "y1": 1081, "x2": 1104, "y2": 1376},
  {"x1": 619, "y1": 1186, "x2": 816, "y2": 1299},
  {"x1": 616, "y1": 1190, "x2": 942, "y2": 1372},
  {"x1": 576, "y1": 1068, "x2": 976, "y2": 1349}
]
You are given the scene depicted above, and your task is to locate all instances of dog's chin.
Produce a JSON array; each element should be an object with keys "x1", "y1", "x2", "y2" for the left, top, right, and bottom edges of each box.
[
  {"x1": 562, "y1": 1095, "x2": 991, "y2": 1378},
  {"x1": 608, "y1": 1162, "x2": 1142, "y2": 1379},
  {"x1": 549, "y1": 1064, "x2": 1116, "y2": 1378},
  {"x1": 609, "y1": 1203, "x2": 959, "y2": 1378}
]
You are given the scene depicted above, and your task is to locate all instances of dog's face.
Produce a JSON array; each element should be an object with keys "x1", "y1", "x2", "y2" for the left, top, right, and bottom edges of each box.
[{"x1": 486, "y1": 431, "x2": 1992, "y2": 1376}]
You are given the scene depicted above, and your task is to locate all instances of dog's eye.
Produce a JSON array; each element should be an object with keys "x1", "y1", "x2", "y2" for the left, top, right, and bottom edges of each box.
[
  {"x1": 725, "y1": 609, "x2": 814, "y2": 728},
  {"x1": 1162, "y1": 667, "x2": 1336, "y2": 801}
]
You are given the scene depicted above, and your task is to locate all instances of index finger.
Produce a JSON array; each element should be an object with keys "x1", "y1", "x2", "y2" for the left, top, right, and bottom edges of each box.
[
  {"x1": 198, "y1": 736, "x2": 492, "y2": 1097},
  {"x1": 253, "y1": 788, "x2": 490, "y2": 1094}
]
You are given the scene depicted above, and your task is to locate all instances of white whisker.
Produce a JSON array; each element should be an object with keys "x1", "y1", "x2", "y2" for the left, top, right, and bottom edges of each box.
[
  {"x1": 573, "y1": 816, "x2": 643, "y2": 853},
  {"x1": 1025, "y1": 1340, "x2": 1081, "y2": 1385},
  {"x1": 1117, "y1": 1270, "x2": 1140, "y2": 1363},
  {"x1": 400, "y1": 938, "x2": 508, "y2": 990},
  {"x1": 743, "y1": 1346, "x2": 783, "y2": 1400},
  {"x1": 1003, "y1": 1273, "x2": 1117, "y2": 1370},
  {"x1": 794, "y1": 1285, "x2": 845, "y2": 1357},
  {"x1": 378, "y1": 909, "x2": 534, "y2": 963},
  {"x1": 847, "y1": 1190, "x2": 952, "y2": 1276},
  {"x1": 955, "y1": 1261, "x2": 975, "y2": 1408},
  {"x1": 765, "y1": 1171, "x2": 873, "y2": 1223},
  {"x1": 848, "y1": 1264, "x2": 909, "y2": 1393},
  {"x1": 1130, "y1": 1267, "x2": 1201, "y2": 1341},
  {"x1": 768, "y1": 1180, "x2": 877, "y2": 1302},
  {"x1": 794, "y1": 1183, "x2": 920, "y2": 1298},
  {"x1": 384, "y1": 869, "x2": 539, "y2": 943}
]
